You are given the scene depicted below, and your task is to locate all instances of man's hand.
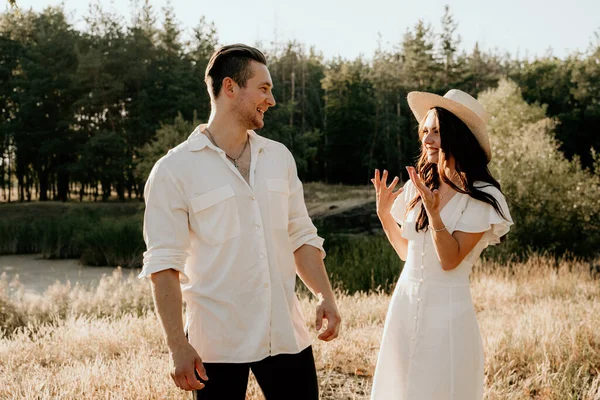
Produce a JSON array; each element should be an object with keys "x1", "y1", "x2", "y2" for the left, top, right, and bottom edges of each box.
[
  {"x1": 293, "y1": 244, "x2": 341, "y2": 341},
  {"x1": 315, "y1": 295, "x2": 341, "y2": 341},
  {"x1": 169, "y1": 342, "x2": 209, "y2": 391}
]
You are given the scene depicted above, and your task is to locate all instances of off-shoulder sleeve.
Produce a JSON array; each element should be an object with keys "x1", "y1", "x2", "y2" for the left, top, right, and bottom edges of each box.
[
  {"x1": 390, "y1": 180, "x2": 417, "y2": 226},
  {"x1": 453, "y1": 183, "x2": 513, "y2": 246}
]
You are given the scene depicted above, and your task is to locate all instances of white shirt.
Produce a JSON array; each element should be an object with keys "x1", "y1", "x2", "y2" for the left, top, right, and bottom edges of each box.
[{"x1": 139, "y1": 124, "x2": 325, "y2": 363}]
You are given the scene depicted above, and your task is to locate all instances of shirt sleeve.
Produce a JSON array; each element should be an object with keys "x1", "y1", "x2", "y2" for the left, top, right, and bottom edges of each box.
[
  {"x1": 453, "y1": 184, "x2": 513, "y2": 246},
  {"x1": 285, "y1": 149, "x2": 326, "y2": 259},
  {"x1": 138, "y1": 159, "x2": 191, "y2": 283}
]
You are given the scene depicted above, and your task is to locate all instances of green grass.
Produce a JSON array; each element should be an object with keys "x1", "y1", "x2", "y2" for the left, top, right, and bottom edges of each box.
[
  {"x1": 0, "y1": 201, "x2": 401, "y2": 291},
  {"x1": 1, "y1": 199, "x2": 592, "y2": 293},
  {"x1": 316, "y1": 234, "x2": 403, "y2": 293},
  {"x1": 303, "y1": 182, "x2": 373, "y2": 203},
  {"x1": 0, "y1": 202, "x2": 144, "y2": 267}
]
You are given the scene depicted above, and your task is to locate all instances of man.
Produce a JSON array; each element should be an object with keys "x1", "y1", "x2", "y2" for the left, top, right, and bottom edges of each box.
[{"x1": 139, "y1": 44, "x2": 341, "y2": 400}]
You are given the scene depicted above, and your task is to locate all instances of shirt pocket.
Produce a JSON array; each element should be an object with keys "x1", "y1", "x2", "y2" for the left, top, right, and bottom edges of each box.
[
  {"x1": 266, "y1": 178, "x2": 290, "y2": 230},
  {"x1": 189, "y1": 185, "x2": 240, "y2": 246}
]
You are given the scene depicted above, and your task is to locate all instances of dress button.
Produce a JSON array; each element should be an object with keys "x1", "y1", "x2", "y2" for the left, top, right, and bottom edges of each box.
[
  {"x1": 413, "y1": 316, "x2": 417, "y2": 320},
  {"x1": 420, "y1": 278, "x2": 424, "y2": 282},
  {"x1": 421, "y1": 252, "x2": 425, "y2": 256},
  {"x1": 417, "y1": 298, "x2": 421, "y2": 302},
  {"x1": 255, "y1": 224, "x2": 260, "y2": 230},
  {"x1": 420, "y1": 265, "x2": 425, "y2": 270},
  {"x1": 263, "y1": 282, "x2": 269, "y2": 288},
  {"x1": 259, "y1": 254, "x2": 265, "y2": 259},
  {"x1": 251, "y1": 196, "x2": 256, "y2": 201}
]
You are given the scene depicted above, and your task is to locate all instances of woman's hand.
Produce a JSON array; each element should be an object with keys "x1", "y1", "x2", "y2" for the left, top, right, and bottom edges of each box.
[
  {"x1": 371, "y1": 169, "x2": 403, "y2": 218},
  {"x1": 406, "y1": 166, "x2": 441, "y2": 217}
]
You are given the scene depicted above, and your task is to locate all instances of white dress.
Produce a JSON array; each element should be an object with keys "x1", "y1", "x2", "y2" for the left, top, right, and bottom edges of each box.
[{"x1": 370, "y1": 180, "x2": 513, "y2": 400}]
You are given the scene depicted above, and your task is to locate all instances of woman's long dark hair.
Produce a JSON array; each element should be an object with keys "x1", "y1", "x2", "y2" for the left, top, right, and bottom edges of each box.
[{"x1": 407, "y1": 107, "x2": 507, "y2": 232}]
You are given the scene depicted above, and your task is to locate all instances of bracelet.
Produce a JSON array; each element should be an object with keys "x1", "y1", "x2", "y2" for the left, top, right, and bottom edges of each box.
[{"x1": 431, "y1": 225, "x2": 446, "y2": 232}]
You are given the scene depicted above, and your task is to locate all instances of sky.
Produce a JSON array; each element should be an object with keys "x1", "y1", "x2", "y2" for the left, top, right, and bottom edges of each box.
[{"x1": 7, "y1": 0, "x2": 600, "y2": 60}]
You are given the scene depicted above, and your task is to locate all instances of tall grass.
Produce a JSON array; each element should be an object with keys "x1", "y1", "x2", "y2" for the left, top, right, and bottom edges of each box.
[
  {"x1": 0, "y1": 202, "x2": 144, "y2": 267},
  {"x1": 1, "y1": 257, "x2": 599, "y2": 399},
  {"x1": 320, "y1": 234, "x2": 403, "y2": 293},
  {"x1": 0, "y1": 198, "x2": 402, "y2": 289}
]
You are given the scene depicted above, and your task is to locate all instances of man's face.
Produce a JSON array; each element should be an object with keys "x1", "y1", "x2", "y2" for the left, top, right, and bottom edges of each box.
[{"x1": 233, "y1": 61, "x2": 276, "y2": 130}]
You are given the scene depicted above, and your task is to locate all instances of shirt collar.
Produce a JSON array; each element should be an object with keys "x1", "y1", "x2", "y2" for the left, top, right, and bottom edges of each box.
[{"x1": 187, "y1": 123, "x2": 267, "y2": 152}]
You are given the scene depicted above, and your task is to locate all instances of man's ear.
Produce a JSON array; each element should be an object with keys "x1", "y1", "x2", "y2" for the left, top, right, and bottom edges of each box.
[{"x1": 221, "y1": 77, "x2": 237, "y2": 99}]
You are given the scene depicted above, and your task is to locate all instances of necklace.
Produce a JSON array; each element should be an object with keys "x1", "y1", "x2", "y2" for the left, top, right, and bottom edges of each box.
[
  {"x1": 204, "y1": 127, "x2": 249, "y2": 169},
  {"x1": 438, "y1": 186, "x2": 454, "y2": 200},
  {"x1": 438, "y1": 172, "x2": 461, "y2": 200}
]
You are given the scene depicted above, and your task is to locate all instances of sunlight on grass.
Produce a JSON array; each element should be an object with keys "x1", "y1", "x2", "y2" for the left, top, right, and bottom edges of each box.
[{"x1": 1, "y1": 256, "x2": 599, "y2": 399}]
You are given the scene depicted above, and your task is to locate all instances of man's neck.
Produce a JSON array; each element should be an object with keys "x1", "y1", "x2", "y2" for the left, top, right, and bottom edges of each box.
[
  {"x1": 205, "y1": 111, "x2": 250, "y2": 152},
  {"x1": 207, "y1": 108, "x2": 248, "y2": 140}
]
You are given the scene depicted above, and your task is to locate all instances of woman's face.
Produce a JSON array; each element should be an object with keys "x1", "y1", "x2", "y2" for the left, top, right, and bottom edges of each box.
[{"x1": 421, "y1": 110, "x2": 442, "y2": 164}]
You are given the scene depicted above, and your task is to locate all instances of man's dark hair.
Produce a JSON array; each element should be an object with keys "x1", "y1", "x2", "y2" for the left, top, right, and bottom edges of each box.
[{"x1": 205, "y1": 44, "x2": 267, "y2": 99}]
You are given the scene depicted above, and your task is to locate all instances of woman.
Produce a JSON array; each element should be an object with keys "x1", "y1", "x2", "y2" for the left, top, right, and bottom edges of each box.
[{"x1": 370, "y1": 89, "x2": 513, "y2": 400}]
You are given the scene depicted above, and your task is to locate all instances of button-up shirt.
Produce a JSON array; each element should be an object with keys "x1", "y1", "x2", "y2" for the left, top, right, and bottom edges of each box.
[{"x1": 139, "y1": 124, "x2": 325, "y2": 363}]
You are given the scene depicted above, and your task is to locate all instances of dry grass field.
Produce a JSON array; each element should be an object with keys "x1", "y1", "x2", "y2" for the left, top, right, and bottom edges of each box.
[{"x1": 1, "y1": 255, "x2": 599, "y2": 399}]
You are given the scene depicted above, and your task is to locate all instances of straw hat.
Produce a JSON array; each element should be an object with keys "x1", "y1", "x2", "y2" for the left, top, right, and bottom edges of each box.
[{"x1": 407, "y1": 89, "x2": 492, "y2": 162}]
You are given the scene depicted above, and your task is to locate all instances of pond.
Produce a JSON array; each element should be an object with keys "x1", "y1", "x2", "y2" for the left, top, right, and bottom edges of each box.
[{"x1": 0, "y1": 254, "x2": 140, "y2": 297}]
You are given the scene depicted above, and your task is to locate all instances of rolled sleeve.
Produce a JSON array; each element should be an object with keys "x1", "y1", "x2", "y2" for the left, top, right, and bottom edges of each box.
[
  {"x1": 138, "y1": 159, "x2": 191, "y2": 283},
  {"x1": 286, "y1": 151, "x2": 326, "y2": 259}
]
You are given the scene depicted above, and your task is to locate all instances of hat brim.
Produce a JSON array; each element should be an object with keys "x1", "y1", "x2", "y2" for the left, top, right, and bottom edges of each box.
[{"x1": 407, "y1": 91, "x2": 491, "y2": 162}]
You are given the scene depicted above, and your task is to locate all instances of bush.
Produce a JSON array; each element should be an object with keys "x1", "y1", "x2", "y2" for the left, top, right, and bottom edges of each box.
[{"x1": 479, "y1": 79, "x2": 600, "y2": 260}]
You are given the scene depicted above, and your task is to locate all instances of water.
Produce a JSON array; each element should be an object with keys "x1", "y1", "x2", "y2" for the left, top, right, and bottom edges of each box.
[{"x1": 0, "y1": 254, "x2": 140, "y2": 297}]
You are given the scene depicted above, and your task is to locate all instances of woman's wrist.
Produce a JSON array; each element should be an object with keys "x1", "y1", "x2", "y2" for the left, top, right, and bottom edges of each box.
[
  {"x1": 428, "y1": 212, "x2": 444, "y2": 230},
  {"x1": 378, "y1": 212, "x2": 396, "y2": 225}
]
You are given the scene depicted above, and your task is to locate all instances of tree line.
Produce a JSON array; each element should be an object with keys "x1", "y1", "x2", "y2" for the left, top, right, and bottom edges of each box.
[{"x1": 0, "y1": 3, "x2": 598, "y2": 202}]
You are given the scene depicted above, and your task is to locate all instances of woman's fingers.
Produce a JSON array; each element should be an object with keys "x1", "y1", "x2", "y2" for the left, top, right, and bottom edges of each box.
[
  {"x1": 387, "y1": 176, "x2": 399, "y2": 191},
  {"x1": 407, "y1": 167, "x2": 422, "y2": 188},
  {"x1": 432, "y1": 188, "x2": 441, "y2": 208},
  {"x1": 406, "y1": 167, "x2": 423, "y2": 196},
  {"x1": 373, "y1": 169, "x2": 404, "y2": 217},
  {"x1": 392, "y1": 186, "x2": 404, "y2": 199},
  {"x1": 374, "y1": 169, "x2": 402, "y2": 199},
  {"x1": 407, "y1": 167, "x2": 433, "y2": 199},
  {"x1": 381, "y1": 170, "x2": 388, "y2": 187}
]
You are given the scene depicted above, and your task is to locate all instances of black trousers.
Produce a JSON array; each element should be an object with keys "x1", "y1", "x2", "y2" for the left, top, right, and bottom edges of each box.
[{"x1": 194, "y1": 346, "x2": 319, "y2": 400}]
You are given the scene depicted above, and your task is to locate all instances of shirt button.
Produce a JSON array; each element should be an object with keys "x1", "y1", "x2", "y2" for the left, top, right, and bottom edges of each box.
[
  {"x1": 421, "y1": 252, "x2": 425, "y2": 256},
  {"x1": 420, "y1": 278, "x2": 424, "y2": 282},
  {"x1": 417, "y1": 298, "x2": 421, "y2": 302},
  {"x1": 413, "y1": 316, "x2": 417, "y2": 320},
  {"x1": 255, "y1": 224, "x2": 260, "y2": 230},
  {"x1": 259, "y1": 254, "x2": 265, "y2": 259},
  {"x1": 420, "y1": 265, "x2": 425, "y2": 270},
  {"x1": 263, "y1": 282, "x2": 269, "y2": 288},
  {"x1": 251, "y1": 196, "x2": 256, "y2": 201}
]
